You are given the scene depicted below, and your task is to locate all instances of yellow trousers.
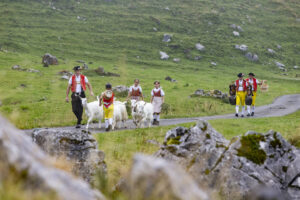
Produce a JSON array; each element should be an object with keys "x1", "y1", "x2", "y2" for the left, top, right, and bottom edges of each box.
[
  {"x1": 236, "y1": 91, "x2": 246, "y2": 106},
  {"x1": 104, "y1": 104, "x2": 114, "y2": 119},
  {"x1": 252, "y1": 91, "x2": 257, "y2": 106}
]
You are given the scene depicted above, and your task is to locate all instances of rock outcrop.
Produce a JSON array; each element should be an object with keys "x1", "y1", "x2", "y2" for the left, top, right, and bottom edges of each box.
[
  {"x1": 0, "y1": 114, "x2": 105, "y2": 200},
  {"x1": 12, "y1": 65, "x2": 40, "y2": 73},
  {"x1": 112, "y1": 85, "x2": 129, "y2": 97},
  {"x1": 122, "y1": 154, "x2": 209, "y2": 200},
  {"x1": 160, "y1": 51, "x2": 169, "y2": 60},
  {"x1": 42, "y1": 53, "x2": 58, "y2": 67},
  {"x1": 95, "y1": 67, "x2": 120, "y2": 77},
  {"x1": 31, "y1": 128, "x2": 107, "y2": 183},
  {"x1": 191, "y1": 89, "x2": 228, "y2": 99},
  {"x1": 155, "y1": 120, "x2": 300, "y2": 200}
]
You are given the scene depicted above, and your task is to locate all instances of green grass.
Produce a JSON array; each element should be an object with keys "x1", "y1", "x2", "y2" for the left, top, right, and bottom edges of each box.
[
  {"x1": 0, "y1": 0, "x2": 299, "y2": 128},
  {"x1": 95, "y1": 110, "x2": 300, "y2": 190}
]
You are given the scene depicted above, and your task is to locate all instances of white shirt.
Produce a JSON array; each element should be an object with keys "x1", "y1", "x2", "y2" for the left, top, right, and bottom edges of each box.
[
  {"x1": 151, "y1": 88, "x2": 165, "y2": 96},
  {"x1": 68, "y1": 75, "x2": 89, "y2": 93},
  {"x1": 248, "y1": 78, "x2": 259, "y2": 91},
  {"x1": 235, "y1": 80, "x2": 248, "y2": 91},
  {"x1": 129, "y1": 85, "x2": 142, "y2": 93}
]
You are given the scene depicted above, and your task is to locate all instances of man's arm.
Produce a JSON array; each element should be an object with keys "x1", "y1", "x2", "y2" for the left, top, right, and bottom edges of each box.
[
  {"x1": 86, "y1": 82, "x2": 94, "y2": 96},
  {"x1": 127, "y1": 91, "x2": 132, "y2": 101},
  {"x1": 66, "y1": 85, "x2": 71, "y2": 102}
]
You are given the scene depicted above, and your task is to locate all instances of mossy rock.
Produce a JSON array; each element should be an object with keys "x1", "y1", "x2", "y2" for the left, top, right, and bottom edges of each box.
[
  {"x1": 237, "y1": 134, "x2": 267, "y2": 165},
  {"x1": 166, "y1": 136, "x2": 182, "y2": 145}
]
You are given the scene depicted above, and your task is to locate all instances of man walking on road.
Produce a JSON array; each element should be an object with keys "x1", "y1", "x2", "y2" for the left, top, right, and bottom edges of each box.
[{"x1": 66, "y1": 66, "x2": 94, "y2": 128}]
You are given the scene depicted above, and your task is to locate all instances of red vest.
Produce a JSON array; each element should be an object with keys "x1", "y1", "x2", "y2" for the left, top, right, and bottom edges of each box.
[
  {"x1": 71, "y1": 75, "x2": 86, "y2": 92},
  {"x1": 236, "y1": 79, "x2": 247, "y2": 91},
  {"x1": 103, "y1": 93, "x2": 114, "y2": 108},
  {"x1": 131, "y1": 87, "x2": 141, "y2": 97},
  {"x1": 153, "y1": 89, "x2": 162, "y2": 97},
  {"x1": 246, "y1": 78, "x2": 257, "y2": 91}
]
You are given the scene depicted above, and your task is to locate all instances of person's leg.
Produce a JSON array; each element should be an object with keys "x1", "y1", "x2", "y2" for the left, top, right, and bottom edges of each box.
[
  {"x1": 71, "y1": 94, "x2": 81, "y2": 127},
  {"x1": 241, "y1": 92, "x2": 246, "y2": 117},
  {"x1": 153, "y1": 113, "x2": 157, "y2": 125},
  {"x1": 251, "y1": 91, "x2": 256, "y2": 116},
  {"x1": 235, "y1": 92, "x2": 241, "y2": 117},
  {"x1": 107, "y1": 105, "x2": 114, "y2": 131},
  {"x1": 156, "y1": 113, "x2": 160, "y2": 125}
]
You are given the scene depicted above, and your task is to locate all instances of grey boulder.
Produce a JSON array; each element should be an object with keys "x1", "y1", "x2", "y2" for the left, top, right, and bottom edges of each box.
[
  {"x1": 163, "y1": 34, "x2": 172, "y2": 42},
  {"x1": 235, "y1": 44, "x2": 248, "y2": 52},
  {"x1": 42, "y1": 53, "x2": 58, "y2": 67},
  {"x1": 160, "y1": 51, "x2": 169, "y2": 60},
  {"x1": 32, "y1": 128, "x2": 107, "y2": 183},
  {"x1": 155, "y1": 120, "x2": 300, "y2": 200},
  {"x1": 195, "y1": 43, "x2": 205, "y2": 51},
  {"x1": 245, "y1": 52, "x2": 259, "y2": 62}
]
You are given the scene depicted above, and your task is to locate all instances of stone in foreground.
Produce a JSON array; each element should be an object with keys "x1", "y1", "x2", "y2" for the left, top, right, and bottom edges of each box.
[
  {"x1": 156, "y1": 120, "x2": 300, "y2": 200},
  {"x1": 32, "y1": 128, "x2": 107, "y2": 183},
  {"x1": 0, "y1": 114, "x2": 105, "y2": 200},
  {"x1": 124, "y1": 154, "x2": 209, "y2": 200}
]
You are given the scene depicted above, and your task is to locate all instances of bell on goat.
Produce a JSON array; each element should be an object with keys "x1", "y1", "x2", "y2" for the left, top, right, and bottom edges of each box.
[
  {"x1": 246, "y1": 96, "x2": 253, "y2": 106},
  {"x1": 229, "y1": 96, "x2": 236, "y2": 105}
]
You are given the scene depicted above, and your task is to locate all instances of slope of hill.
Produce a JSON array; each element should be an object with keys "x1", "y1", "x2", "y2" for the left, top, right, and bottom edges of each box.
[{"x1": 0, "y1": 0, "x2": 299, "y2": 128}]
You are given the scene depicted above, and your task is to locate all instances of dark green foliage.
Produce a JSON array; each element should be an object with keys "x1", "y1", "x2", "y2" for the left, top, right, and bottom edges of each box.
[
  {"x1": 237, "y1": 134, "x2": 267, "y2": 165},
  {"x1": 270, "y1": 132, "x2": 282, "y2": 149},
  {"x1": 166, "y1": 135, "x2": 181, "y2": 145},
  {"x1": 161, "y1": 103, "x2": 170, "y2": 115}
]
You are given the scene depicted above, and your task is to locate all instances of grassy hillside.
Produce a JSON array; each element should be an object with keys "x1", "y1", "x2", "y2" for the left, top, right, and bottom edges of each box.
[{"x1": 0, "y1": 0, "x2": 299, "y2": 128}]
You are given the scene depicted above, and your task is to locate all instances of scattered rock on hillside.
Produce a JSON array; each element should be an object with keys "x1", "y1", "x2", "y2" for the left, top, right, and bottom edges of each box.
[
  {"x1": 233, "y1": 31, "x2": 240, "y2": 36},
  {"x1": 267, "y1": 48, "x2": 276, "y2": 54},
  {"x1": 0, "y1": 114, "x2": 105, "y2": 200},
  {"x1": 194, "y1": 56, "x2": 202, "y2": 60},
  {"x1": 245, "y1": 52, "x2": 259, "y2": 62},
  {"x1": 230, "y1": 24, "x2": 237, "y2": 29},
  {"x1": 160, "y1": 51, "x2": 169, "y2": 60},
  {"x1": 155, "y1": 120, "x2": 300, "y2": 200},
  {"x1": 294, "y1": 66, "x2": 299, "y2": 69},
  {"x1": 42, "y1": 53, "x2": 58, "y2": 67},
  {"x1": 237, "y1": 26, "x2": 244, "y2": 32},
  {"x1": 122, "y1": 154, "x2": 209, "y2": 200},
  {"x1": 230, "y1": 24, "x2": 243, "y2": 32},
  {"x1": 149, "y1": 16, "x2": 160, "y2": 25},
  {"x1": 32, "y1": 128, "x2": 107, "y2": 183},
  {"x1": 82, "y1": 63, "x2": 88, "y2": 70},
  {"x1": 77, "y1": 60, "x2": 85, "y2": 63},
  {"x1": 58, "y1": 70, "x2": 73, "y2": 77},
  {"x1": 153, "y1": 27, "x2": 157, "y2": 32},
  {"x1": 195, "y1": 43, "x2": 205, "y2": 51},
  {"x1": 277, "y1": 44, "x2": 282, "y2": 49},
  {"x1": 12, "y1": 65, "x2": 40, "y2": 73},
  {"x1": 191, "y1": 89, "x2": 227, "y2": 99},
  {"x1": 173, "y1": 58, "x2": 180, "y2": 63},
  {"x1": 275, "y1": 61, "x2": 285, "y2": 68},
  {"x1": 112, "y1": 85, "x2": 129, "y2": 97},
  {"x1": 12, "y1": 65, "x2": 22, "y2": 70},
  {"x1": 163, "y1": 34, "x2": 172, "y2": 42},
  {"x1": 211, "y1": 62, "x2": 217, "y2": 66},
  {"x1": 165, "y1": 76, "x2": 177, "y2": 82},
  {"x1": 61, "y1": 75, "x2": 69, "y2": 80},
  {"x1": 95, "y1": 67, "x2": 120, "y2": 77},
  {"x1": 235, "y1": 44, "x2": 248, "y2": 52}
]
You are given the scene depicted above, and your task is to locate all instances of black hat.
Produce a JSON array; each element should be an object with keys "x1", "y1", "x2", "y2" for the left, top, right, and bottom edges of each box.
[
  {"x1": 73, "y1": 66, "x2": 81, "y2": 71},
  {"x1": 105, "y1": 83, "x2": 112, "y2": 89},
  {"x1": 248, "y1": 72, "x2": 255, "y2": 76},
  {"x1": 237, "y1": 73, "x2": 244, "y2": 77}
]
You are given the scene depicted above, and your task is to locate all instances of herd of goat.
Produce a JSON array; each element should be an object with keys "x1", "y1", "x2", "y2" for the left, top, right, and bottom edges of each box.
[{"x1": 80, "y1": 97, "x2": 154, "y2": 131}]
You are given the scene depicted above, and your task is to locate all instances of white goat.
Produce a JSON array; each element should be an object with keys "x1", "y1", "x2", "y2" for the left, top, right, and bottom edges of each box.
[
  {"x1": 131, "y1": 100, "x2": 153, "y2": 128},
  {"x1": 112, "y1": 101, "x2": 128, "y2": 130},
  {"x1": 80, "y1": 97, "x2": 103, "y2": 130}
]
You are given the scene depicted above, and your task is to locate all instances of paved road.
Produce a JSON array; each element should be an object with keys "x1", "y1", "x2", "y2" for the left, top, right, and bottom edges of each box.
[{"x1": 24, "y1": 94, "x2": 300, "y2": 134}]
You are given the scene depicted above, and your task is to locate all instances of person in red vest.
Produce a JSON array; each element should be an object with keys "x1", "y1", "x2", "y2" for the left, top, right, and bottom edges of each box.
[
  {"x1": 150, "y1": 81, "x2": 165, "y2": 125},
  {"x1": 235, "y1": 73, "x2": 248, "y2": 117},
  {"x1": 99, "y1": 83, "x2": 114, "y2": 132},
  {"x1": 127, "y1": 79, "x2": 144, "y2": 101},
  {"x1": 245, "y1": 73, "x2": 262, "y2": 116},
  {"x1": 65, "y1": 66, "x2": 94, "y2": 128}
]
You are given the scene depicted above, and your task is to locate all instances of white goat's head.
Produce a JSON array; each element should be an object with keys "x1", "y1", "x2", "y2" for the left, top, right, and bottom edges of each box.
[
  {"x1": 80, "y1": 97, "x2": 87, "y2": 106},
  {"x1": 135, "y1": 102, "x2": 146, "y2": 115}
]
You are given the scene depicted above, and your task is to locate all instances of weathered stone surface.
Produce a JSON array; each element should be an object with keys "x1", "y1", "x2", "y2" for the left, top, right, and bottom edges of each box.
[
  {"x1": 12, "y1": 65, "x2": 40, "y2": 73},
  {"x1": 42, "y1": 53, "x2": 58, "y2": 67},
  {"x1": 160, "y1": 51, "x2": 169, "y2": 60},
  {"x1": 173, "y1": 58, "x2": 180, "y2": 62},
  {"x1": 192, "y1": 89, "x2": 228, "y2": 99},
  {"x1": 0, "y1": 114, "x2": 105, "y2": 200},
  {"x1": 155, "y1": 120, "x2": 300, "y2": 200},
  {"x1": 124, "y1": 154, "x2": 209, "y2": 200},
  {"x1": 245, "y1": 52, "x2": 259, "y2": 62},
  {"x1": 194, "y1": 56, "x2": 202, "y2": 60},
  {"x1": 162, "y1": 34, "x2": 172, "y2": 42},
  {"x1": 58, "y1": 70, "x2": 73, "y2": 77},
  {"x1": 211, "y1": 62, "x2": 217, "y2": 66},
  {"x1": 112, "y1": 85, "x2": 129, "y2": 97},
  {"x1": 275, "y1": 61, "x2": 285, "y2": 68},
  {"x1": 95, "y1": 67, "x2": 120, "y2": 77},
  {"x1": 165, "y1": 76, "x2": 177, "y2": 82},
  {"x1": 32, "y1": 128, "x2": 107, "y2": 183},
  {"x1": 233, "y1": 31, "x2": 240, "y2": 36},
  {"x1": 267, "y1": 48, "x2": 276, "y2": 54},
  {"x1": 195, "y1": 43, "x2": 205, "y2": 51},
  {"x1": 235, "y1": 44, "x2": 248, "y2": 52}
]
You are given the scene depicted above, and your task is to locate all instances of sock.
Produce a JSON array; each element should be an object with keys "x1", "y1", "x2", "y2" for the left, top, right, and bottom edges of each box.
[
  {"x1": 108, "y1": 118, "x2": 113, "y2": 125},
  {"x1": 157, "y1": 115, "x2": 160, "y2": 121},
  {"x1": 235, "y1": 106, "x2": 239, "y2": 114},
  {"x1": 252, "y1": 106, "x2": 255, "y2": 113},
  {"x1": 153, "y1": 114, "x2": 157, "y2": 120},
  {"x1": 242, "y1": 106, "x2": 245, "y2": 115},
  {"x1": 247, "y1": 106, "x2": 251, "y2": 114},
  {"x1": 105, "y1": 119, "x2": 109, "y2": 128}
]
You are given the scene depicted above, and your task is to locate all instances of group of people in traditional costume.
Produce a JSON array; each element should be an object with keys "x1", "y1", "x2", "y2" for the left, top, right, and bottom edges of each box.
[
  {"x1": 66, "y1": 66, "x2": 261, "y2": 130},
  {"x1": 234, "y1": 72, "x2": 261, "y2": 117},
  {"x1": 66, "y1": 66, "x2": 165, "y2": 130}
]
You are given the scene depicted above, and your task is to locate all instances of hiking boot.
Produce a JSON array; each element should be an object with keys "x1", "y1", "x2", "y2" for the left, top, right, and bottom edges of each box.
[
  {"x1": 235, "y1": 113, "x2": 238, "y2": 117},
  {"x1": 241, "y1": 115, "x2": 244, "y2": 118},
  {"x1": 251, "y1": 112, "x2": 254, "y2": 116},
  {"x1": 76, "y1": 124, "x2": 81, "y2": 129},
  {"x1": 247, "y1": 113, "x2": 251, "y2": 117}
]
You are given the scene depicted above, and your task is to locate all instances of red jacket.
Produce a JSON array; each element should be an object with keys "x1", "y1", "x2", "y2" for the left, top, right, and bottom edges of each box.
[
  {"x1": 103, "y1": 93, "x2": 114, "y2": 108},
  {"x1": 236, "y1": 79, "x2": 247, "y2": 91},
  {"x1": 245, "y1": 78, "x2": 257, "y2": 91},
  {"x1": 71, "y1": 75, "x2": 86, "y2": 92}
]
